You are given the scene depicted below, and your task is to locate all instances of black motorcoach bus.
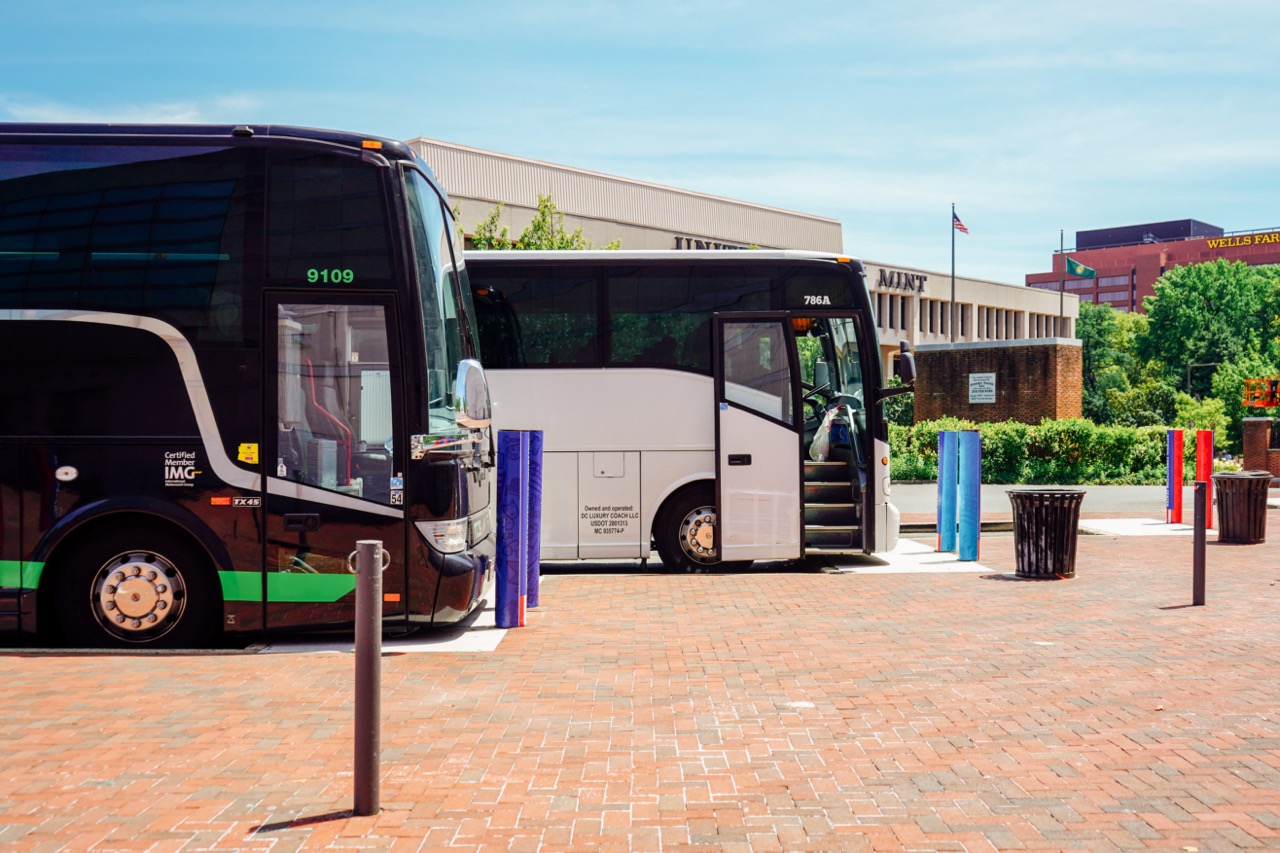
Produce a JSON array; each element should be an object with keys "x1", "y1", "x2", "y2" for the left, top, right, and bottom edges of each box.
[{"x1": 0, "y1": 123, "x2": 494, "y2": 647}]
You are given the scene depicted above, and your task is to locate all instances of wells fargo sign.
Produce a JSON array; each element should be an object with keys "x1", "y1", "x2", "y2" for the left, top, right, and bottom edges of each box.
[{"x1": 1206, "y1": 231, "x2": 1280, "y2": 249}]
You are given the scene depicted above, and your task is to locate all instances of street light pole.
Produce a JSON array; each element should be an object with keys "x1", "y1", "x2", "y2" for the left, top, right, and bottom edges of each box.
[{"x1": 1186, "y1": 362, "x2": 1222, "y2": 398}]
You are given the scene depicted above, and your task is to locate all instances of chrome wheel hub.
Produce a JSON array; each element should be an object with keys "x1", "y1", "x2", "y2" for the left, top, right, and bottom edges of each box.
[
  {"x1": 678, "y1": 505, "x2": 719, "y2": 564},
  {"x1": 93, "y1": 551, "x2": 185, "y2": 640}
]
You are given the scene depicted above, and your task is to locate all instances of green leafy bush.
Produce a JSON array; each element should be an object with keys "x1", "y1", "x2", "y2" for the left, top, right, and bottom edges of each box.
[{"x1": 890, "y1": 418, "x2": 1176, "y2": 485}]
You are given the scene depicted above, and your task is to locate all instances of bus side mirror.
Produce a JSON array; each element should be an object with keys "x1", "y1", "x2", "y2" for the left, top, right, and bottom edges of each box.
[
  {"x1": 897, "y1": 344, "x2": 916, "y2": 386},
  {"x1": 877, "y1": 343, "x2": 916, "y2": 402},
  {"x1": 814, "y1": 359, "x2": 830, "y2": 390},
  {"x1": 455, "y1": 359, "x2": 492, "y2": 430}
]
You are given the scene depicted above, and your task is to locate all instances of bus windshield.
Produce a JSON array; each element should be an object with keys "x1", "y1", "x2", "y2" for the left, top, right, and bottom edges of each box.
[
  {"x1": 403, "y1": 168, "x2": 468, "y2": 434},
  {"x1": 826, "y1": 317, "x2": 864, "y2": 402}
]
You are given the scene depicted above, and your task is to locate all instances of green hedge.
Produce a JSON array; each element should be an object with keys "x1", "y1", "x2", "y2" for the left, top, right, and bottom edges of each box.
[{"x1": 889, "y1": 418, "x2": 1175, "y2": 485}]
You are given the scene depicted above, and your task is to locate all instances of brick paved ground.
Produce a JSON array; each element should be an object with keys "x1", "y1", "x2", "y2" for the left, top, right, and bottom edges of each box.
[{"x1": 2, "y1": 515, "x2": 1279, "y2": 851}]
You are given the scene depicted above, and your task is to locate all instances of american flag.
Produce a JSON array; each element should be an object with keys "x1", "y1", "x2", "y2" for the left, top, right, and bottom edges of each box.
[{"x1": 953, "y1": 212, "x2": 969, "y2": 234}]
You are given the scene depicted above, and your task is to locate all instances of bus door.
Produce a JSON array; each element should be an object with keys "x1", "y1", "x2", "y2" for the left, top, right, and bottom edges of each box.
[
  {"x1": 712, "y1": 314, "x2": 803, "y2": 561},
  {"x1": 796, "y1": 310, "x2": 875, "y2": 556},
  {"x1": 266, "y1": 296, "x2": 407, "y2": 631}
]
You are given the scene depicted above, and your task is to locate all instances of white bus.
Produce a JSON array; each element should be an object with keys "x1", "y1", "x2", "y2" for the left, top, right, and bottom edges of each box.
[{"x1": 465, "y1": 250, "x2": 913, "y2": 571}]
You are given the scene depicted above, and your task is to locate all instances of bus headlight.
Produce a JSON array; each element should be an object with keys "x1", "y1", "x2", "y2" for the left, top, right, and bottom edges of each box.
[
  {"x1": 416, "y1": 519, "x2": 467, "y2": 554},
  {"x1": 415, "y1": 511, "x2": 493, "y2": 554}
]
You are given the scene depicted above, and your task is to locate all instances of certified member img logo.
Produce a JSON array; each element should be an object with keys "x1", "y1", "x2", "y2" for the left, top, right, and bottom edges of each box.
[{"x1": 164, "y1": 451, "x2": 201, "y2": 487}]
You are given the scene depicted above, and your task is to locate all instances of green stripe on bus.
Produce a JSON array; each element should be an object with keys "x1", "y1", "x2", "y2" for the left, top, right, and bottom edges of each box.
[
  {"x1": 218, "y1": 571, "x2": 358, "y2": 603},
  {"x1": 0, "y1": 560, "x2": 45, "y2": 590}
]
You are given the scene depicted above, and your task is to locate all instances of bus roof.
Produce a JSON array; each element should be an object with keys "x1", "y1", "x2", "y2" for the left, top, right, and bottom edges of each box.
[
  {"x1": 463, "y1": 249, "x2": 862, "y2": 264},
  {"x1": 0, "y1": 122, "x2": 419, "y2": 163}
]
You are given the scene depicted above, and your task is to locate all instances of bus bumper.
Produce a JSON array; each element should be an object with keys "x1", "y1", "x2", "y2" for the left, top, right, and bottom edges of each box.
[{"x1": 877, "y1": 500, "x2": 901, "y2": 553}]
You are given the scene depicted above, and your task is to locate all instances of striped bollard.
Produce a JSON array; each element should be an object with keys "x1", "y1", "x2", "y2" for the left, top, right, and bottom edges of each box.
[
  {"x1": 937, "y1": 431, "x2": 958, "y2": 553},
  {"x1": 1166, "y1": 429, "x2": 1184, "y2": 524},
  {"x1": 957, "y1": 430, "x2": 982, "y2": 561}
]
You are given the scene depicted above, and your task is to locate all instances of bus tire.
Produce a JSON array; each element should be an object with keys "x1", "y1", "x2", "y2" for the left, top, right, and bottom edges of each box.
[
  {"x1": 654, "y1": 484, "x2": 752, "y2": 573},
  {"x1": 55, "y1": 525, "x2": 220, "y2": 649}
]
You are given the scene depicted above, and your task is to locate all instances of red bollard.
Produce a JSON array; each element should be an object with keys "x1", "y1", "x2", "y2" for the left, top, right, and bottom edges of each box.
[{"x1": 1195, "y1": 430, "x2": 1214, "y2": 529}]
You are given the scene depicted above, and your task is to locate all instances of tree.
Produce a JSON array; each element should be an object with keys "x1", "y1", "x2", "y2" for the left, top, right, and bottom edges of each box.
[
  {"x1": 1104, "y1": 370, "x2": 1179, "y2": 427},
  {"x1": 469, "y1": 193, "x2": 620, "y2": 250},
  {"x1": 1210, "y1": 353, "x2": 1280, "y2": 452},
  {"x1": 1078, "y1": 303, "x2": 1124, "y2": 421},
  {"x1": 1077, "y1": 302, "x2": 1152, "y2": 423},
  {"x1": 1140, "y1": 259, "x2": 1279, "y2": 397}
]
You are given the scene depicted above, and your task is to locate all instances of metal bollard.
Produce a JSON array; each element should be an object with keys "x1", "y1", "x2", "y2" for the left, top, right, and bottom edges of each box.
[
  {"x1": 937, "y1": 431, "x2": 958, "y2": 553},
  {"x1": 353, "y1": 539, "x2": 386, "y2": 816},
  {"x1": 957, "y1": 430, "x2": 982, "y2": 561},
  {"x1": 1193, "y1": 483, "x2": 1206, "y2": 606}
]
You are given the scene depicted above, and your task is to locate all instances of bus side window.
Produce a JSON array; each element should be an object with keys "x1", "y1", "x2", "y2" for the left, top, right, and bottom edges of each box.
[
  {"x1": 722, "y1": 321, "x2": 793, "y2": 425},
  {"x1": 605, "y1": 267, "x2": 772, "y2": 373},
  {"x1": 477, "y1": 270, "x2": 597, "y2": 367}
]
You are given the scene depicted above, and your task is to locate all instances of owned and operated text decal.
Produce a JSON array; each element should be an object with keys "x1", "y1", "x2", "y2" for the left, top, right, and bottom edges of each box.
[{"x1": 581, "y1": 504, "x2": 639, "y2": 536}]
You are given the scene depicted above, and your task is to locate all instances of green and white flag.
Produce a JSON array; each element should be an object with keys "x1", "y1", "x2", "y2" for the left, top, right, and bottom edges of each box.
[{"x1": 1065, "y1": 256, "x2": 1096, "y2": 278}]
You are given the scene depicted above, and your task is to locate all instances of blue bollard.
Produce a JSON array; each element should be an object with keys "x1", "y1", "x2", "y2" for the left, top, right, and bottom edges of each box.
[
  {"x1": 937, "y1": 431, "x2": 958, "y2": 552},
  {"x1": 495, "y1": 430, "x2": 529, "y2": 627},
  {"x1": 526, "y1": 430, "x2": 543, "y2": 609},
  {"x1": 958, "y1": 430, "x2": 982, "y2": 561}
]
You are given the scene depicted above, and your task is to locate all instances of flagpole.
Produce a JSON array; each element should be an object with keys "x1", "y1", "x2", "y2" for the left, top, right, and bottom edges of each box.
[
  {"x1": 1058, "y1": 229, "x2": 1064, "y2": 336},
  {"x1": 950, "y1": 203, "x2": 956, "y2": 343}
]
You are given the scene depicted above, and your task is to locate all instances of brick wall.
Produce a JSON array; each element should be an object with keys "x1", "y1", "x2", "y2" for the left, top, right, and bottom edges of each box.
[
  {"x1": 913, "y1": 340, "x2": 1083, "y2": 424},
  {"x1": 1242, "y1": 418, "x2": 1280, "y2": 476}
]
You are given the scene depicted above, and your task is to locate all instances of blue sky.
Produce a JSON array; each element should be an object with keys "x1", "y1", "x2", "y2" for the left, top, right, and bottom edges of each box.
[{"x1": 4, "y1": 1, "x2": 1278, "y2": 284}]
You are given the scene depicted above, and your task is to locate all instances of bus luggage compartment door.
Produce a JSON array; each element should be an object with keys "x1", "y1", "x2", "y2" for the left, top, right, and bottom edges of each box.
[{"x1": 713, "y1": 317, "x2": 802, "y2": 562}]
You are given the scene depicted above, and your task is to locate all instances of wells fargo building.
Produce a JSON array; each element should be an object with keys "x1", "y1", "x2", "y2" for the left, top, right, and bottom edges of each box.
[{"x1": 1026, "y1": 219, "x2": 1280, "y2": 312}]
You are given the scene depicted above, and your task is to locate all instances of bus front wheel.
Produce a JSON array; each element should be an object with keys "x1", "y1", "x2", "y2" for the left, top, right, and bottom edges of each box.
[
  {"x1": 55, "y1": 526, "x2": 220, "y2": 648},
  {"x1": 654, "y1": 485, "x2": 751, "y2": 573}
]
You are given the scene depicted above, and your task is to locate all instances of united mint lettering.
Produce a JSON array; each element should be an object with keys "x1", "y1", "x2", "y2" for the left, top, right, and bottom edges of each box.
[{"x1": 877, "y1": 268, "x2": 927, "y2": 292}]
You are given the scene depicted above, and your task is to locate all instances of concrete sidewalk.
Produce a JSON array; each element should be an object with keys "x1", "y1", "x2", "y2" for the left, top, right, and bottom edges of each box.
[{"x1": 2, "y1": 515, "x2": 1279, "y2": 851}]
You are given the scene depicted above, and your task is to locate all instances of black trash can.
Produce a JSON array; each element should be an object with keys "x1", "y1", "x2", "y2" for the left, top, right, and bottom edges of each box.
[
  {"x1": 1212, "y1": 470, "x2": 1272, "y2": 544},
  {"x1": 1007, "y1": 489, "x2": 1086, "y2": 579}
]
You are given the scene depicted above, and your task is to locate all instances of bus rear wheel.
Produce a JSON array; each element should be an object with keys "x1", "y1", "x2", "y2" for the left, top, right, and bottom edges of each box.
[
  {"x1": 654, "y1": 485, "x2": 751, "y2": 573},
  {"x1": 55, "y1": 527, "x2": 219, "y2": 648}
]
